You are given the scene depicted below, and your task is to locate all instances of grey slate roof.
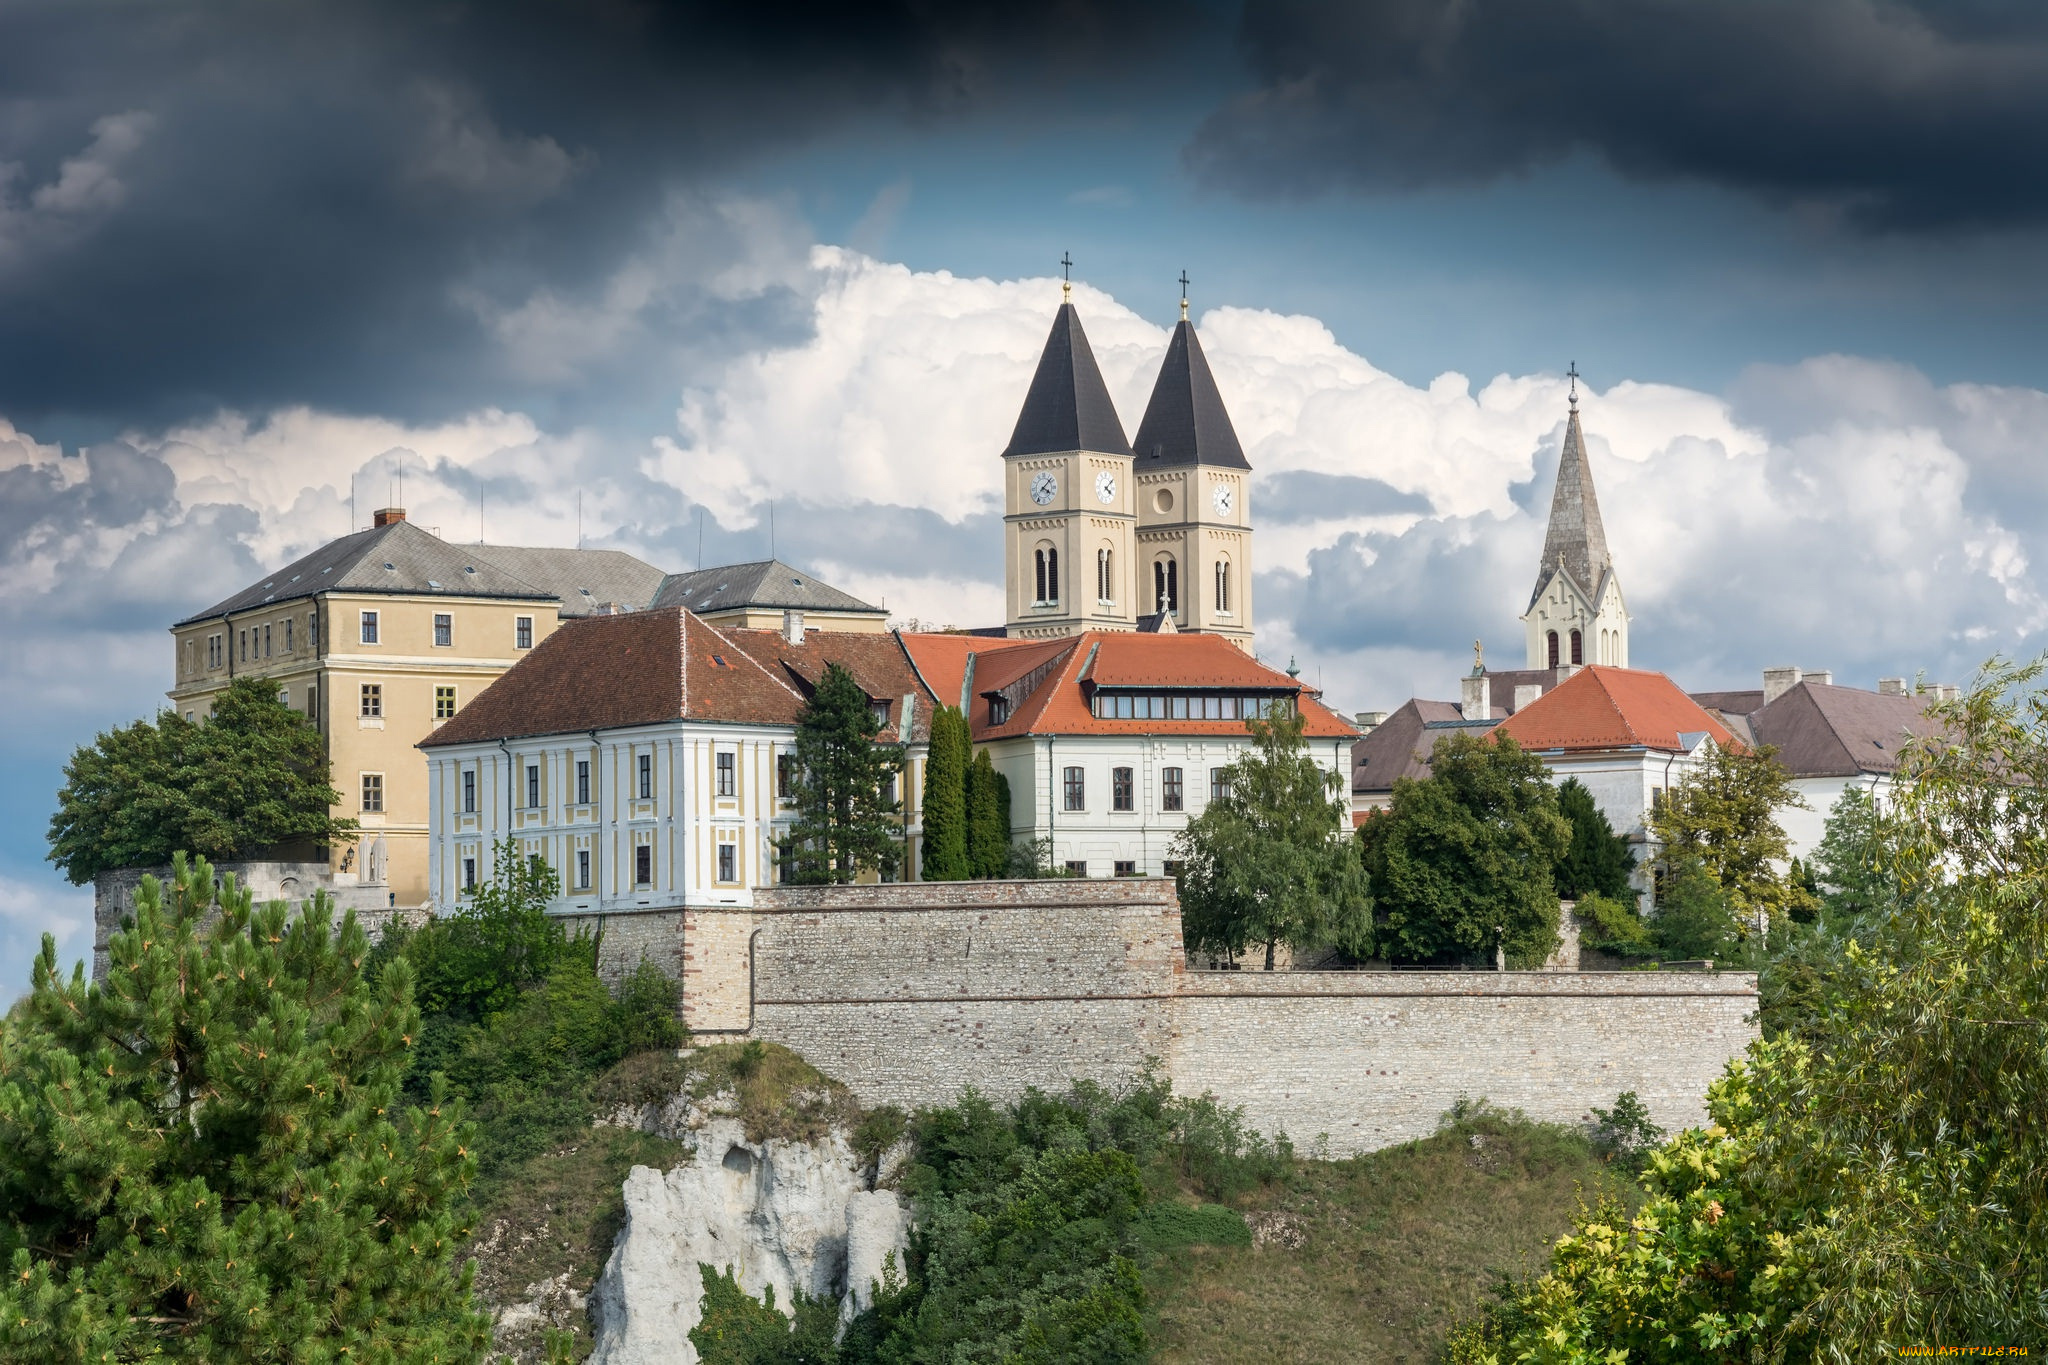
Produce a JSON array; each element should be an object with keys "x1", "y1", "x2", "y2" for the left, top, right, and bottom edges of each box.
[
  {"x1": 468, "y1": 544, "x2": 667, "y2": 617},
  {"x1": 1001, "y1": 302, "x2": 1133, "y2": 459},
  {"x1": 1749, "y1": 682, "x2": 1946, "y2": 779},
  {"x1": 1529, "y1": 406, "x2": 1614, "y2": 611},
  {"x1": 1131, "y1": 319, "x2": 1250, "y2": 471},
  {"x1": 1351, "y1": 698, "x2": 1474, "y2": 795},
  {"x1": 176, "y1": 521, "x2": 559, "y2": 624},
  {"x1": 651, "y1": 559, "x2": 884, "y2": 617}
]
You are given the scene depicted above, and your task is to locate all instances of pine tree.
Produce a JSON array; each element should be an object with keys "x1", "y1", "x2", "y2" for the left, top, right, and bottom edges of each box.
[
  {"x1": 780, "y1": 664, "x2": 904, "y2": 885},
  {"x1": 966, "y1": 749, "x2": 1008, "y2": 878},
  {"x1": 1555, "y1": 777, "x2": 1636, "y2": 901},
  {"x1": 0, "y1": 853, "x2": 489, "y2": 1362},
  {"x1": 919, "y1": 706, "x2": 971, "y2": 881}
]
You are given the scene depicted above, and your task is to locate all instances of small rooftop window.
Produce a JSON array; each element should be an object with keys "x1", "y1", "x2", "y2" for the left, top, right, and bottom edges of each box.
[
  {"x1": 263, "y1": 581, "x2": 274, "y2": 590},
  {"x1": 792, "y1": 577, "x2": 803, "y2": 586},
  {"x1": 382, "y1": 561, "x2": 395, "y2": 571},
  {"x1": 464, "y1": 566, "x2": 477, "y2": 574},
  {"x1": 579, "y1": 587, "x2": 592, "y2": 596},
  {"x1": 427, "y1": 580, "x2": 441, "y2": 589}
]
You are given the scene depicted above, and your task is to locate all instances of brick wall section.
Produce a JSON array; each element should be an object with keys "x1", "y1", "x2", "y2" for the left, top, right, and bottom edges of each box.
[
  {"x1": 1171, "y1": 969, "x2": 1755, "y2": 1150},
  {"x1": 556, "y1": 908, "x2": 690, "y2": 991}
]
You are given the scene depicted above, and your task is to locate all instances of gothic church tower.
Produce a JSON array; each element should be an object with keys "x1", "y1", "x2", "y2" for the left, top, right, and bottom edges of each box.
[
  {"x1": 1003, "y1": 283, "x2": 1138, "y2": 638},
  {"x1": 1522, "y1": 376, "x2": 1628, "y2": 669},
  {"x1": 1129, "y1": 287, "x2": 1254, "y2": 651}
]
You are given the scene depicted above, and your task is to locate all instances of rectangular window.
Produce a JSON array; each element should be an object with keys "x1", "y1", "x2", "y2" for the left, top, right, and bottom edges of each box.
[
  {"x1": 360, "y1": 773, "x2": 383, "y2": 813},
  {"x1": 577, "y1": 759, "x2": 590, "y2": 806},
  {"x1": 277, "y1": 687, "x2": 289, "y2": 706},
  {"x1": 638, "y1": 753, "x2": 653, "y2": 800},
  {"x1": 1114, "y1": 860, "x2": 1138, "y2": 877},
  {"x1": 777, "y1": 753, "x2": 797, "y2": 800},
  {"x1": 634, "y1": 844, "x2": 651, "y2": 886},
  {"x1": 263, "y1": 623, "x2": 271, "y2": 657},
  {"x1": 239, "y1": 630, "x2": 247, "y2": 662},
  {"x1": 359, "y1": 610, "x2": 379, "y2": 644},
  {"x1": 1063, "y1": 766, "x2": 1085, "y2": 811},
  {"x1": 1164, "y1": 859, "x2": 1185, "y2": 877},
  {"x1": 526, "y1": 763, "x2": 541, "y2": 809},
  {"x1": 306, "y1": 685, "x2": 317, "y2": 719},
  {"x1": 1112, "y1": 766, "x2": 1134, "y2": 811},
  {"x1": 435, "y1": 685, "x2": 457, "y2": 719},
  {"x1": 989, "y1": 695, "x2": 1011, "y2": 724},
  {"x1": 515, "y1": 615, "x2": 534, "y2": 650},
  {"x1": 433, "y1": 613, "x2": 452, "y2": 647},
  {"x1": 1065, "y1": 860, "x2": 1088, "y2": 877},
  {"x1": 284, "y1": 618, "x2": 293, "y2": 652},
  {"x1": 716, "y1": 751, "x2": 735, "y2": 798},
  {"x1": 462, "y1": 769, "x2": 476, "y2": 814},
  {"x1": 717, "y1": 842, "x2": 737, "y2": 883},
  {"x1": 360, "y1": 684, "x2": 381, "y2": 718},
  {"x1": 1161, "y1": 767, "x2": 1184, "y2": 812},
  {"x1": 577, "y1": 849, "x2": 591, "y2": 890},
  {"x1": 1211, "y1": 767, "x2": 1232, "y2": 803},
  {"x1": 308, "y1": 613, "x2": 318, "y2": 649},
  {"x1": 1169, "y1": 695, "x2": 1187, "y2": 719},
  {"x1": 462, "y1": 856, "x2": 477, "y2": 891}
]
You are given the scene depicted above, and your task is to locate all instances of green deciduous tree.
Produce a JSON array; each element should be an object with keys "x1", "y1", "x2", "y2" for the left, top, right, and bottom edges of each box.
[
  {"x1": 0, "y1": 854, "x2": 488, "y2": 1362},
  {"x1": 1809, "y1": 784, "x2": 1891, "y2": 921},
  {"x1": 1358, "y1": 731, "x2": 1571, "y2": 966},
  {"x1": 918, "y1": 705, "x2": 971, "y2": 882},
  {"x1": 1175, "y1": 712, "x2": 1373, "y2": 969},
  {"x1": 780, "y1": 664, "x2": 903, "y2": 885},
  {"x1": 966, "y1": 748, "x2": 1009, "y2": 878},
  {"x1": 401, "y1": 838, "x2": 574, "y2": 1021},
  {"x1": 47, "y1": 676, "x2": 357, "y2": 884},
  {"x1": 1647, "y1": 741, "x2": 1811, "y2": 925},
  {"x1": 1553, "y1": 777, "x2": 1635, "y2": 902},
  {"x1": 1457, "y1": 656, "x2": 2048, "y2": 1358}
]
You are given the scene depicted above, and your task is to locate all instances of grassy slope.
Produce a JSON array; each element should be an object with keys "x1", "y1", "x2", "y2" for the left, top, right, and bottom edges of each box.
[{"x1": 1147, "y1": 1108, "x2": 1635, "y2": 1365}]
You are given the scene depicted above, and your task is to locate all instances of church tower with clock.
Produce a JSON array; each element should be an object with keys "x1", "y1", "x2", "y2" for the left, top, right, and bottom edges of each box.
[
  {"x1": 1128, "y1": 279, "x2": 1254, "y2": 651},
  {"x1": 1001, "y1": 278, "x2": 1140, "y2": 639}
]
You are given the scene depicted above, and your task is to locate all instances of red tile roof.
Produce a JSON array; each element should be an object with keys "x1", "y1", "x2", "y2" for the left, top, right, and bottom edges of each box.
[
  {"x1": 716, "y1": 628, "x2": 941, "y2": 742},
  {"x1": 898, "y1": 630, "x2": 1357, "y2": 741},
  {"x1": 420, "y1": 608, "x2": 805, "y2": 746},
  {"x1": 1493, "y1": 666, "x2": 1739, "y2": 755}
]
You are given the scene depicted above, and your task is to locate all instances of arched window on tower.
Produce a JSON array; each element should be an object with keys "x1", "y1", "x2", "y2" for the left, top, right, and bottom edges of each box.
[
  {"x1": 1035, "y1": 546, "x2": 1059, "y2": 605},
  {"x1": 1570, "y1": 629, "x2": 1583, "y2": 665},
  {"x1": 1547, "y1": 630, "x2": 1560, "y2": 668},
  {"x1": 1097, "y1": 547, "x2": 1114, "y2": 604},
  {"x1": 1154, "y1": 557, "x2": 1177, "y2": 614},
  {"x1": 1215, "y1": 558, "x2": 1232, "y2": 614}
]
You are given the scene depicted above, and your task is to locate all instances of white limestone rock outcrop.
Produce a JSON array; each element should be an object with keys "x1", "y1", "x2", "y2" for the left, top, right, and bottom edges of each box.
[{"x1": 588, "y1": 1116, "x2": 909, "y2": 1365}]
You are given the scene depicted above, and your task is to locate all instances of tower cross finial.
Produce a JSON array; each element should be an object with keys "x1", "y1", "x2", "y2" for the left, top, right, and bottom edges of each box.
[
  {"x1": 1061, "y1": 251, "x2": 1073, "y2": 302},
  {"x1": 1567, "y1": 360, "x2": 1580, "y2": 411},
  {"x1": 1178, "y1": 269, "x2": 1190, "y2": 321}
]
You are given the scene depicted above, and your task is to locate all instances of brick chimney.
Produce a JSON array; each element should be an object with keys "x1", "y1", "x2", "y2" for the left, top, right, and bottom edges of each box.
[
  {"x1": 1877, "y1": 677, "x2": 1908, "y2": 696},
  {"x1": 372, "y1": 507, "x2": 406, "y2": 527},
  {"x1": 1762, "y1": 665, "x2": 1802, "y2": 704}
]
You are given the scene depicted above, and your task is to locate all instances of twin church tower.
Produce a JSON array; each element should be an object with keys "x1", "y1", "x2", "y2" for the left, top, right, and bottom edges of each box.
[
  {"x1": 1001, "y1": 277, "x2": 1254, "y2": 648},
  {"x1": 997, "y1": 272, "x2": 1629, "y2": 673}
]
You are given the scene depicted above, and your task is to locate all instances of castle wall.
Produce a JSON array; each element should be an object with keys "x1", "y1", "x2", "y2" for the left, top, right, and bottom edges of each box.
[{"x1": 669, "y1": 879, "x2": 1759, "y2": 1155}]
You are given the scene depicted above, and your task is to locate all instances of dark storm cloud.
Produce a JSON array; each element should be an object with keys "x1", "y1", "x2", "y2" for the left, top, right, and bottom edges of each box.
[
  {"x1": 0, "y1": 0, "x2": 1182, "y2": 433},
  {"x1": 1188, "y1": 0, "x2": 2048, "y2": 231}
]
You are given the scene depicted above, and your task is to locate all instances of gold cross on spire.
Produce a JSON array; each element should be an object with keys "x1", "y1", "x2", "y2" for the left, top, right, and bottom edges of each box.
[
  {"x1": 1061, "y1": 251, "x2": 1073, "y2": 302},
  {"x1": 1179, "y1": 269, "x2": 1190, "y2": 320}
]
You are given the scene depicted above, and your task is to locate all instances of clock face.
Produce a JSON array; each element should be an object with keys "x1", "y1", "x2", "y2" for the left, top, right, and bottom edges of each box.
[
  {"x1": 1212, "y1": 483, "x2": 1234, "y2": 515},
  {"x1": 1030, "y1": 471, "x2": 1058, "y2": 506},
  {"x1": 1094, "y1": 471, "x2": 1118, "y2": 504}
]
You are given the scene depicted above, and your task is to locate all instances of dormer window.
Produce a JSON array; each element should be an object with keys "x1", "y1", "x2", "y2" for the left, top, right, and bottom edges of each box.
[
  {"x1": 872, "y1": 700, "x2": 891, "y2": 728},
  {"x1": 988, "y1": 694, "x2": 1011, "y2": 725}
]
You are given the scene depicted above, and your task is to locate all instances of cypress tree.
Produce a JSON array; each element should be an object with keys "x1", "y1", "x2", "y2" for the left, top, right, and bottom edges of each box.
[
  {"x1": 780, "y1": 663, "x2": 904, "y2": 884},
  {"x1": 0, "y1": 854, "x2": 490, "y2": 1361},
  {"x1": 1555, "y1": 777, "x2": 1636, "y2": 901},
  {"x1": 920, "y1": 706, "x2": 971, "y2": 881},
  {"x1": 966, "y1": 749, "x2": 1007, "y2": 878}
]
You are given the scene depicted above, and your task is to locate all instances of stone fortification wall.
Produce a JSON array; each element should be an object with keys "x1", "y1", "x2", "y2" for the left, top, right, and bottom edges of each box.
[
  {"x1": 1171, "y1": 969, "x2": 1754, "y2": 1150},
  {"x1": 737, "y1": 880, "x2": 1182, "y2": 1105},
  {"x1": 92, "y1": 861, "x2": 393, "y2": 979}
]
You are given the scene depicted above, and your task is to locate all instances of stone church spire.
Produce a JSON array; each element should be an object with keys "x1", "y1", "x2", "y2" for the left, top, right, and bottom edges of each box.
[
  {"x1": 1001, "y1": 301, "x2": 1132, "y2": 459},
  {"x1": 1130, "y1": 313, "x2": 1249, "y2": 471},
  {"x1": 1521, "y1": 369, "x2": 1628, "y2": 669},
  {"x1": 1530, "y1": 397, "x2": 1612, "y2": 610}
]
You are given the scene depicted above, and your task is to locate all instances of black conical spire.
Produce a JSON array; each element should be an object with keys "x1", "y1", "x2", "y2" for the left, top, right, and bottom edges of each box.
[
  {"x1": 1131, "y1": 317, "x2": 1249, "y2": 470},
  {"x1": 1001, "y1": 302, "x2": 1132, "y2": 459}
]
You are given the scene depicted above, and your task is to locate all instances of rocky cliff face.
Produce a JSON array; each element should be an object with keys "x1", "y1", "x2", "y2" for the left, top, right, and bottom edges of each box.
[{"x1": 588, "y1": 1108, "x2": 909, "y2": 1365}]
